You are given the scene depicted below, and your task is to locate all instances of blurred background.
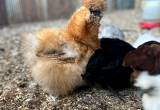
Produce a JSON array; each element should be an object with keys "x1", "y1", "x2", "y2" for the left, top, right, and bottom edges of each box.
[{"x1": 0, "y1": 0, "x2": 141, "y2": 27}]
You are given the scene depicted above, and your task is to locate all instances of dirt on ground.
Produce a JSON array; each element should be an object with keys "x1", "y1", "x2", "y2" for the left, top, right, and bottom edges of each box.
[{"x1": 0, "y1": 10, "x2": 143, "y2": 110}]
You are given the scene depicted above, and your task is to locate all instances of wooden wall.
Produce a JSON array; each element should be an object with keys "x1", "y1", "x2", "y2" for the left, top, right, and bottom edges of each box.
[
  {"x1": 0, "y1": 0, "x2": 137, "y2": 26},
  {"x1": 135, "y1": 0, "x2": 142, "y2": 9},
  {"x1": 48, "y1": 0, "x2": 75, "y2": 19},
  {"x1": 0, "y1": 0, "x2": 8, "y2": 26},
  {"x1": 0, "y1": 0, "x2": 77, "y2": 25}
]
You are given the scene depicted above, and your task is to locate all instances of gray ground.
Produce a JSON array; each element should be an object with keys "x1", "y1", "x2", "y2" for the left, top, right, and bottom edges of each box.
[{"x1": 0, "y1": 10, "x2": 142, "y2": 110}]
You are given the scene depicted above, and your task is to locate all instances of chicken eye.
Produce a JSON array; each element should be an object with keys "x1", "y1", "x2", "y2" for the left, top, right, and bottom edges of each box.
[
  {"x1": 89, "y1": 6, "x2": 102, "y2": 17},
  {"x1": 90, "y1": 10, "x2": 101, "y2": 16}
]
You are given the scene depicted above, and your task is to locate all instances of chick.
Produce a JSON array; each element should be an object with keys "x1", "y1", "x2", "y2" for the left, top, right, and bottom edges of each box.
[
  {"x1": 135, "y1": 71, "x2": 160, "y2": 110},
  {"x1": 23, "y1": 0, "x2": 105, "y2": 96},
  {"x1": 123, "y1": 41, "x2": 160, "y2": 110},
  {"x1": 123, "y1": 41, "x2": 160, "y2": 79},
  {"x1": 82, "y1": 38, "x2": 135, "y2": 90}
]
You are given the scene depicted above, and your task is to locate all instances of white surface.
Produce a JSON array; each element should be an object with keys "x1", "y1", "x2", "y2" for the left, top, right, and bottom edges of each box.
[{"x1": 133, "y1": 31, "x2": 160, "y2": 48}]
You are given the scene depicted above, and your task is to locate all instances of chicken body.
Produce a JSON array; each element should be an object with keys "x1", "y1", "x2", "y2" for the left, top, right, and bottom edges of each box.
[
  {"x1": 82, "y1": 38, "x2": 135, "y2": 90},
  {"x1": 124, "y1": 42, "x2": 160, "y2": 110},
  {"x1": 23, "y1": 0, "x2": 105, "y2": 96}
]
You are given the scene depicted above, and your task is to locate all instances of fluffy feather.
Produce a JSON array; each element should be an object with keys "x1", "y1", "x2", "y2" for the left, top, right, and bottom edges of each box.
[
  {"x1": 82, "y1": 38, "x2": 135, "y2": 90},
  {"x1": 135, "y1": 71, "x2": 160, "y2": 110},
  {"x1": 22, "y1": 0, "x2": 105, "y2": 96}
]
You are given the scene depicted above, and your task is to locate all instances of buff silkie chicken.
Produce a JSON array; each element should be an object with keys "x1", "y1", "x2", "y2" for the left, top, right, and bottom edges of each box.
[{"x1": 22, "y1": 0, "x2": 105, "y2": 96}]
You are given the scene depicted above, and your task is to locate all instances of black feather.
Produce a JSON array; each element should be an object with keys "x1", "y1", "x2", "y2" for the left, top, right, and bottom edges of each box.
[{"x1": 82, "y1": 38, "x2": 135, "y2": 90}]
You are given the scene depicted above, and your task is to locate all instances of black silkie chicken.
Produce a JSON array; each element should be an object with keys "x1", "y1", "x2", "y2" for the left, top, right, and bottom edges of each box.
[{"x1": 82, "y1": 38, "x2": 135, "y2": 90}]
